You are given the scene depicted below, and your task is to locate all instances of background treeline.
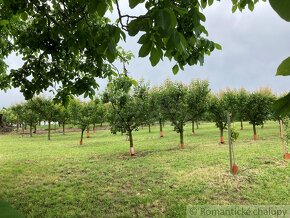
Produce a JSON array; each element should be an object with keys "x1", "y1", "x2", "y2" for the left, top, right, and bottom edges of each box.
[{"x1": 1, "y1": 77, "x2": 282, "y2": 155}]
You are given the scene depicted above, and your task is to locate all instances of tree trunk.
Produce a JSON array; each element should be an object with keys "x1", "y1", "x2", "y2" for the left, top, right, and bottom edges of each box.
[
  {"x1": 93, "y1": 123, "x2": 96, "y2": 133},
  {"x1": 33, "y1": 125, "x2": 37, "y2": 134},
  {"x1": 192, "y1": 120, "x2": 195, "y2": 134},
  {"x1": 196, "y1": 121, "x2": 199, "y2": 129},
  {"x1": 179, "y1": 129, "x2": 185, "y2": 149},
  {"x1": 80, "y1": 129, "x2": 85, "y2": 145},
  {"x1": 253, "y1": 123, "x2": 257, "y2": 140},
  {"x1": 86, "y1": 126, "x2": 90, "y2": 138},
  {"x1": 48, "y1": 120, "x2": 51, "y2": 140},
  {"x1": 100, "y1": 122, "x2": 103, "y2": 127},
  {"x1": 159, "y1": 118, "x2": 164, "y2": 137},
  {"x1": 16, "y1": 120, "x2": 19, "y2": 133},
  {"x1": 62, "y1": 122, "x2": 65, "y2": 135},
  {"x1": 220, "y1": 127, "x2": 224, "y2": 144},
  {"x1": 128, "y1": 130, "x2": 135, "y2": 156},
  {"x1": 279, "y1": 120, "x2": 283, "y2": 138},
  {"x1": 148, "y1": 124, "x2": 151, "y2": 133},
  {"x1": 240, "y1": 120, "x2": 243, "y2": 130},
  {"x1": 29, "y1": 125, "x2": 32, "y2": 137}
]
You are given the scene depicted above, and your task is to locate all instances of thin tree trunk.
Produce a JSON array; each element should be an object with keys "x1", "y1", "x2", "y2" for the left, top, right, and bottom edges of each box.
[
  {"x1": 196, "y1": 121, "x2": 199, "y2": 129},
  {"x1": 128, "y1": 130, "x2": 135, "y2": 156},
  {"x1": 86, "y1": 126, "x2": 90, "y2": 138},
  {"x1": 100, "y1": 122, "x2": 103, "y2": 127},
  {"x1": 179, "y1": 129, "x2": 185, "y2": 149},
  {"x1": 159, "y1": 118, "x2": 163, "y2": 137},
  {"x1": 220, "y1": 127, "x2": 224, "y2": 144},
  {"x1": 62, "y1": 122, "x2": 65, "y2": 135},
  {"x1": 148, "y1": 124, "x2": 151, "y2": 133},
  {"x1": 253, "y1": 123, "x2": 257, "y2": 140},
  {"x1": 240, "y1": 120, "x2": 243, "y2": 130},
  {"x1": 33, "y1": 125, "x2": 37, "y2": 134},
  {"x1": 80, "y1": 128, "x2": 85, "y2": 145},
  {"x1": 48, "y1": 120, "x2": 51, "y2": 140},
  {"x1": 16, "y1": 120, "x2": 19, "y2": 133},
  {"x1": 279, "y1": 120, "x2": 283, "y2": 138},
  {"x1": 93, "y1": 123, "x2": 96, "y2": 133},
  {"x1": 192, "y1": 120, "x2": 195, "y2": 134},
  {"x1": 29, "y1": 125, "x2": 32, "y2": 137}
]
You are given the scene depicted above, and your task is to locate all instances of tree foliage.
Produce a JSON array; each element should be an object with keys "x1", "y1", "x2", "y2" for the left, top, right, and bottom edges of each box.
[
  {"x1": 160, "y1": 80, "x2": 188, "y2": 147},
  {"x1": 208, "y1": 93, "x2": 228, "y2": 143},
  {"x1": 244, "y1": 89, "x2": 275, "y2": 139},
  {"x1": 0, "y1": 0, "x2": 263, "y2": 102},
  {"x1": 186, "y1": 79, "x2": 210, "y2": 134},
  {"x1": 105, "y1": 75, "x2": 146, "y2": 155}
]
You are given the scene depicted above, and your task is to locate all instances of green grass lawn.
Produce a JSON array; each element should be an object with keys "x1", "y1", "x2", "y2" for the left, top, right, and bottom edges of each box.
[{"x1": 0, "y1": 121, "x2": 290, "y2": 217}]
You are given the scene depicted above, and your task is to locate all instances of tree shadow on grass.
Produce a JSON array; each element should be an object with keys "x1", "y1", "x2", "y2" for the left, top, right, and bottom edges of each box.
[
  {"x1": 115, "y1": 144, "x2": 199, "y2": 160},
  {"x1": 0, "y1": 200, "x2": 25, "y2": 218}
]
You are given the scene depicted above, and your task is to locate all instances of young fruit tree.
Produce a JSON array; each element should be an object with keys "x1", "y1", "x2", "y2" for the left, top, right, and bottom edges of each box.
[
  {"x1": 32, "y1": 97, "x2": 58, "y2": 140},
  {"x1": 222, "y1": 89, "x2": 239, "y2": 122},
  {"x1": 208, "y1": 93, "x2": 228, "y2": 144},
  {"x1": 68, "y1": 99, "x2": 94, "y2": 145},
  {"x1": 160, "y1": 80, "x2": 189, "y2": 148},
  {"x1": 20, "y1": 101, "x2": 39, "y2": 137},
  {"x1": 236, "y1": 88, "x2": 249, "y2": 130},
  {"x1": 186, "y1": 79, "x2": 210, "y2": 135},
  {"x1": 55, "y1": 104, "x2": 70, "y2": 135},
  {"x1": 149, "y1": 87, "x2": 166, "y2": 137},
  {"x1": 10, "y1": 104, "x2": 24, "y2": 133},
  {"x1": 139, "y1": 82, "x2": 158, "y2": 133},
  {"x1": 244, "y1": 89, "x2": 275, "y2": 140},
  {"x1": 105, "y1": 75, "x2": 146, "y2": 156}
]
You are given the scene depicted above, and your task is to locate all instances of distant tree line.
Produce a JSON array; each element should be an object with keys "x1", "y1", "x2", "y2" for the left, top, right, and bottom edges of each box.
[{"x1": 1, "y1": 77, "x2": 281, "y2": 156}]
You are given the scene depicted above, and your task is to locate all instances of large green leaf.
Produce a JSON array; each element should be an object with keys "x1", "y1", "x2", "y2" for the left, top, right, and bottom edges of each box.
[
  {"x1": 172, "y1": 64, "x2": 179, "y2": 75},
  {"x1": 167, "y1": 30, "x2": 181, "y2": 50},
  {"x1": 273, "y1": 92, "x2": 290, "y2": 116},
  {"x1": 150, "y1": 47, "x2": 163, "y2": 66},
  {"x1": 276, "y1": 57, "x2": 290, "y2": 76},
  {"x1": 139, "y1": 41, "x2": 152, "y2": 57},
  {"x1": 269, "y1": 0, "x2": 290, "y2": 22},
  {"x1": 129, "y1": 0, "x2": 144, "y2": 9},
  {"x1": 155, "y1": 9, "x2": 176, "y2": 30},
  {"x1": 127, "y1": 19, "x2": 140, "y2": 36}
]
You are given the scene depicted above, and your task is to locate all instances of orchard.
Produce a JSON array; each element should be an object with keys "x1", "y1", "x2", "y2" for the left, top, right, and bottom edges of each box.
[{"x1": 1, "y1": 0, "x2": 290, "y2": 217}]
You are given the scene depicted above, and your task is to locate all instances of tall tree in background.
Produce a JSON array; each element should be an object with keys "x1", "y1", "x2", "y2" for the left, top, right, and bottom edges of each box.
[
  {"x1": 160, "y1": 80, "x2": 189, "y2": 148},
  {"x1": 186, "y1": 80, "x2": 210, "y2": 135}
]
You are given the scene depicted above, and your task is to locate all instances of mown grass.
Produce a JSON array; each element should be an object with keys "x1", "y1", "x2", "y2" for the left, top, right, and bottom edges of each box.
[{"x1": 0, "y1": 121, "x2": 290, "y2": 217}]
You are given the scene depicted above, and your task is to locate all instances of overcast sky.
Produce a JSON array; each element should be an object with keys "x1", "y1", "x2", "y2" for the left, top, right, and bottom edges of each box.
[{"x1": 1, "y1": 1, "x2": 290, "y2": 108}]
